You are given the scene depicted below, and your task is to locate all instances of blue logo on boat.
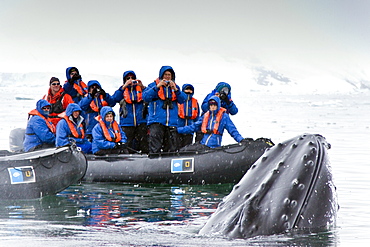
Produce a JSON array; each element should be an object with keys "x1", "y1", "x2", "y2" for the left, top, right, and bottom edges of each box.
[
  {"x1": 171, "y1": 158, "x2": 194, "y2": 173},
  {"x1": 8, "y1": 166, "x2": 36, "y2": 184}
]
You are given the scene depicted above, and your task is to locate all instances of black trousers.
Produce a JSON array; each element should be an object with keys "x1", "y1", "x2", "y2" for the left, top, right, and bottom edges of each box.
[
  {"x1": 148, "y1": 123, "x2": 179, "y2": 154},
  {"x1": 121, "y1": 123, "x2": 149, "y2": 153},
  {"x1": 178, "y1": 133, "x2": 194, "y2": 149}
]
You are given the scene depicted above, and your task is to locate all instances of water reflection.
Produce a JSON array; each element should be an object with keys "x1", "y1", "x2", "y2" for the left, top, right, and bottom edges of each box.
[{"x1": 56, "y1": 183, "x2": 232, "y2": 227}]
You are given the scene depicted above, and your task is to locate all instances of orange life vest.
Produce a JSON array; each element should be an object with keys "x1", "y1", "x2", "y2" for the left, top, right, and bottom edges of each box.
[
  {"x1": 178, "y1": 98, "x2": 198, "y2": 120},
  {"x1": 90, "y1": 95, "x2": 109, "y2": 113},
  {"x1": 28, "y1": 109, "x2": 56, "y2": 134},
  {"x1": 123, "y1": 85, "x2": 143, "y2": 103},
  {"x1": 155, "y1": 78, "x2": 177, "y2": 101},
  {"x1": 73, "y1": 80, "x2": 88, "y2": 96},
  {"x1": 62, "y1": 116, "x2": 85, "y2": 139},
  {"x1": 96, "y1": 115, "x2": 122, "y2": 142},
  {"x1": 201, "y1": 107, "x2": 227, "y2": 135}
]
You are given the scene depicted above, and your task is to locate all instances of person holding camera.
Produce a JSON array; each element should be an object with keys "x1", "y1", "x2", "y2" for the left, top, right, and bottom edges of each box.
[
  {"x1": 201, "y1": 82, "x2": 238, "y2": 115},
  {"x1": 79, "y1": 80, "x2": 116, "y2": 141},
  {"x1": 92, "y1": 106, "x2": 128, "y2": 155},
  {"x1": 63, "y1": 67, "x2": 88, "y2": 104},
  {"x1": 113, "y1": 70, "x2": 148, "y2": 153},
  {"x1": 142, "y1": 65, "x2": 187, "y2": 154}
]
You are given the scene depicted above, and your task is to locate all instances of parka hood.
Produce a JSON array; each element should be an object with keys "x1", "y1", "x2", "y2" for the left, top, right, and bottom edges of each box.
[
  {"x1": 66, "y1": 67, "x2": 80, "y2": 80},
  {"x1": 123, "y1": 70, "x2": 137, "y2": 82},
  {"x1": 159, "y1": 66, "x2": 175, "y2": 81},
  {"x1": 87, "y1": 80, "x2": 102, "y2": 90},
  {"x1": 208, "y1": 95, "x2": 221, "y2": 112},
  {"x1": 100, "y1": 106, "x2": 116, "y2": 124},
  {"x1": 65, "y1": 103, "x2": 82, "y2": 117},
  {"x1": 215, "y1": 82, "x2": 231, "y2": 94},
  {"x1": 36, "y1": 99, "x2": 51, "y2": 117},
  {"x1": 182, "y1": 83, "x2": 194, "y2": 98}
]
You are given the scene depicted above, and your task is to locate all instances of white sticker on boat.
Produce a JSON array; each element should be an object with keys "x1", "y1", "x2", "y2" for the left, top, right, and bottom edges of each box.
[
  {"x1": 171, "y1": 158, "x2": 194, "y2": 173},
  {"x1": 8, "y1": 166, "x2": 36, "y2": 184}
]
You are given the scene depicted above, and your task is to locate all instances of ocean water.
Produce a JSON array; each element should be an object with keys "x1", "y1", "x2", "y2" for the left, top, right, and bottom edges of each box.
[{"x1": 0, "y1": 84, "x2": 369, "y2": 246}]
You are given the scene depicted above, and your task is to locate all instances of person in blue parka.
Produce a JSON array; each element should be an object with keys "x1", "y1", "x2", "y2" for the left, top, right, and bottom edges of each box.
[
  {"x1": 92, "y1": 106, "x2": 128, "y2": 155},
  {"x1": 177, "y1": 95, "x2": 244, "y2": 151},
  {"x1": 201, "y1": 82, "x2": 238, "y2": 115},
  {"x1": 142, "y1": 66, "x2": 187, "y2": 154},
  {"x1": 55, "y1": 103, "x2": 92, "y2": 153},
  {"x1": 113, "y1": 70, "x2": 148, "y2": 153},
  {"x1": 79, "y1": 80, "x2": 116, "y2": 140},
  {"x1": 177, "y1": 83, "x2": 200, "y2": 148},
  {"x1": 23, "y1": 99, "x2": 56, "y2": 152},
  {"x1": 63, "y1": 67, "x2": 88, "y2": 104}
]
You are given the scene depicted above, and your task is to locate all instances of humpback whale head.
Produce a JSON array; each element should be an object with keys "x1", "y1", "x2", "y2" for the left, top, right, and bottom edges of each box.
[{"x1": 199, "y1": 134, "x2": 338, "y2": 239}]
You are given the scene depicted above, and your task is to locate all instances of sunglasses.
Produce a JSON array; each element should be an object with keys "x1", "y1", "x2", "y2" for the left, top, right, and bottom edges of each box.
[
  {"x1": 51, "y1": 82, "x2": 60, "y2": 86},
  {"x1": 209, "y1": 101, "x2": 217, "y2": 106},
  {"x1": 70, "y1": 72, "x2": 78, "y2": 76},
  {"x1": 126, "y1": 76, "x2": 135, "y2": 80},
  {"x1": 42, "y1": 106, "x2": 51, "y2": 110}
]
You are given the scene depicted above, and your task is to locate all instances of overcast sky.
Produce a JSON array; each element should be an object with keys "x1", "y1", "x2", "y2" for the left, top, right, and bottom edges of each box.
[{"x1": 1, "y1": 0, "x2": 370, "y2": 83}]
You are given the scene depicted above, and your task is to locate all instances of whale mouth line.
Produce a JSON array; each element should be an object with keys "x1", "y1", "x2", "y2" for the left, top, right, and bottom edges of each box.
[{"x1": 292, "y1": 136, "x2": 325, "y2": 228}]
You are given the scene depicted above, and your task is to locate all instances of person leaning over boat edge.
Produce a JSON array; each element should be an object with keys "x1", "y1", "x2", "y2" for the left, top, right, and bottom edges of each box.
[
  {"x1": 23, "y1": 99, "x2": 56, "y2": 152},
  {"x1": 142, "y1": 65, "x2": 187, "y2": 154},
  {"x1": 56, "y1": 103, "x2": 92, "y2": 153},
  {"x1": 63, "y1": 67, "x2": 88, "y2": 104},
  {"x1": 43, "y1": 77, "x2": 74, "y2": 128},
  {"x1": 177, "y1": 83, "x2": 200, "y2": 149},
  {"x1": 113, "y1": 70, "x2": 149, "y2": 153},
  {"x1": 92, "y1": 106, "x2": 128, "y2": 155},
  {"x1": 177, "y1": 95, "x2": 244, "y2": 152},
  {"x1": 79, "y1": 80, "x2": 116, "y2": 141}
]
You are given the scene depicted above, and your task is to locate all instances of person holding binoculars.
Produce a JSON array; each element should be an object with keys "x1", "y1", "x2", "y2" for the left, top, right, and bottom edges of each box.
[{"x1": 79, "y1": 80, "x2": 116, "y2": 141}]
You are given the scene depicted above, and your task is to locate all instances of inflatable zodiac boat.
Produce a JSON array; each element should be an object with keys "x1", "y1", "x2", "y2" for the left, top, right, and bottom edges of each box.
[
  {"x1": 0, "y1": 143, "x2": 87, "y2": 200},
  {"x1": 83, "y1": 138, "x2": 274, "y2": 185}
]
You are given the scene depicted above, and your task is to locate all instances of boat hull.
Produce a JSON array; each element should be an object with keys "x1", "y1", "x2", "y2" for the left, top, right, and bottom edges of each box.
[
  {"x1": 0, "y1": 145, "x2": 87, "y2": 199},
  {"x1": 83, "y1": 138, "x2": 273, "y2": 184}
]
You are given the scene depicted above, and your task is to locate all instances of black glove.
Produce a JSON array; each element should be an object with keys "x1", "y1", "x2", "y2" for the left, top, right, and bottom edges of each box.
[
  {"x1": 100, "y1": 89, "x2": 106, "y2": 98},
  {"x1": 115, "y1": 142, "x2": 126, "y2": 149},
  {"x1": 91, "y1": 88, "x2": 97, "y2": 98},
  {"x1": 219, "y1": 92, "x2": 230, "y2": 104},
  {"x1": 68, "y1": 74, "x2": 81, "y2": 84}
]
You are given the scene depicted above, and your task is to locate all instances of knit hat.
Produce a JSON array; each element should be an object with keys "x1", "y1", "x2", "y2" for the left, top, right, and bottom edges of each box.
[{"x1": 50, "y1": 77, "x2": 60, "y2": 85}]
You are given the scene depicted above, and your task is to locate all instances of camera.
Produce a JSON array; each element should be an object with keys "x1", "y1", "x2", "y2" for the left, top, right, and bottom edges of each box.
[
  {"x1": 132, "y1": 80, "x2": 137, "y2": 84},
  {"x1": 96, "y1": 88, "x2": 101, "y2": 93}
]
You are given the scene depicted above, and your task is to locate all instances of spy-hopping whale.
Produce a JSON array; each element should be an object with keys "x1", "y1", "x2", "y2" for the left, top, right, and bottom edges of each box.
[{"x1": 200, "y1": 134, "x2": 338, "y2": 239}]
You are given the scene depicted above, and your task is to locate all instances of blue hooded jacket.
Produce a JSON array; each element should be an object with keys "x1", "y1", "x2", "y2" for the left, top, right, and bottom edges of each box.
[
  {"x1": 178, "y1": 96, "x2": 243, "y2": 148},
  {"x1": 55, "y1": 103, "x2": 91, "y2": 153},
  {"x1": 201, "y1": 82, "x2": 238, "y2": 115},
  {"x1": 23, "y1": 99, "x2": 56, "y2": 152},
  {"x1": 91, "y1": 106, "x2": 127, "y2": 154},
  {"x1": 177, "y1": 84, "x2": 200, "y2": 128},
  {"x1": 142, "y1": 66, "x2": 187, "y2": 127},
  {"x1": 112, "y1": 70, "x2": 147, "y2": 127},
  {"x1": 79, "y1": 80, "x2": 116, "y2": 135},
  {"x1": 63, "y1": 67, "x2": 86, "y2": 103}
]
